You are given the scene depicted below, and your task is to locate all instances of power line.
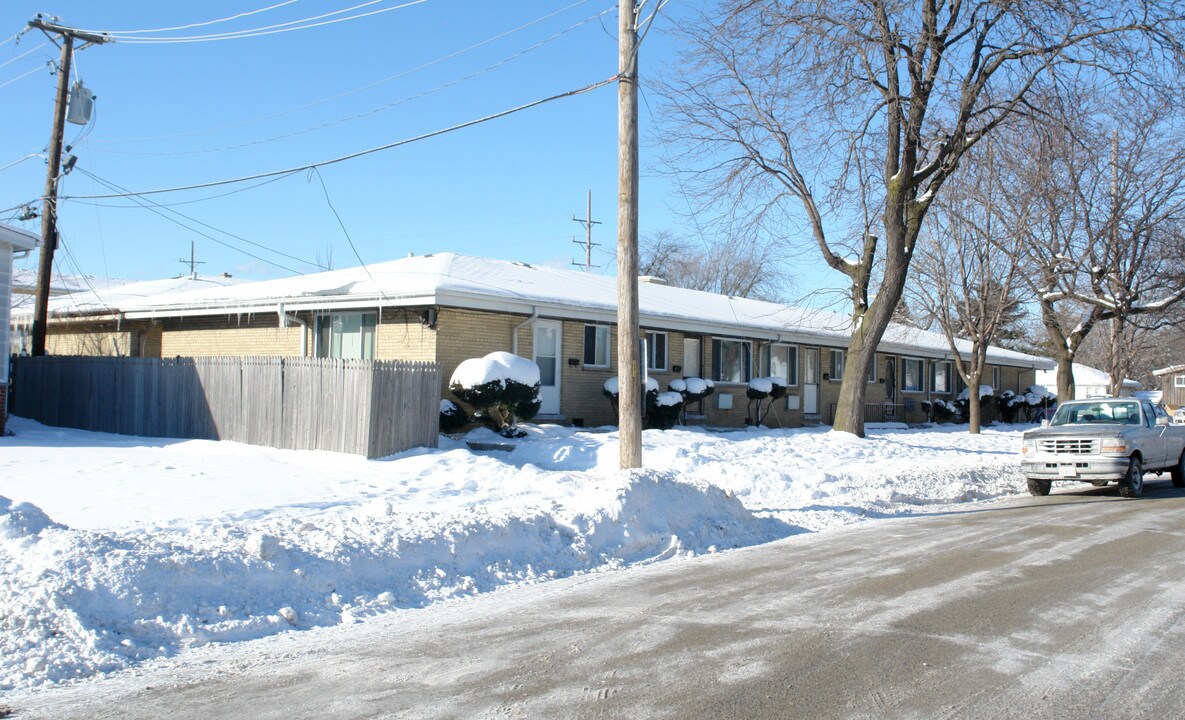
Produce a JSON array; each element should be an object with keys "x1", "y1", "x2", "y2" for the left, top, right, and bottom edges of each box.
[
  {"x1": 99, "y1": 0, "x2": 302, "y2": 35},
  {"x1": 93, "y1": 0, "x2": 431, "y2": 44},
  {"x1": 62, "y1": 75, "x2": 618, "y2": 200},
  {"x1": 91, "y1": 0, "x2": 596, "y2": 145},
  {"x1": 0, "y1": 63, "x2": 49, "y2": 89},
  {"x1": 309, "y1": 167, "x2": 391, "y2": 304},
  {"x1": 74, "y1": 167, "x2": 317, "y2": 274},
  {"x1": 96, "y1": 5, "x2": 614, "y2": 157},
  {"x1": 0, "y1": 41, "x2": 47, "y2": 69}
]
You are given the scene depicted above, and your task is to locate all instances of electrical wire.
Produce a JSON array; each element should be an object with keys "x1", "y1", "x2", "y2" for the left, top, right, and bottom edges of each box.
[
  {"x1": 0, "y1": 63, "x2": 48, "y2": 89},
  {"x1": 91, "y1": 0, "x2": 594, "y2": 145},
  {"x1": 74, "y1": 168, "x2": 318, "y2": 274},
  {"x1": 98, "y1": 0, "x2": 302, "y2": 35},
  {"x1": 0, "y1": 41, "x2": 47, "y2": 69},
  {"x1": 63, "y1": 75, "x2": 617, "y2": 201},
  {"x1": 309, "y1": 167, "x2": 391, "y2": 303},
  {"x1": 97, "y1": 4, "x2": 613, "y2": 157},
  {"x1": 93, "y1": 0, "x2": 430, "y2": 44},
  {"x1": 65, "y1": 171, "x2": 300, "y2": 208}
]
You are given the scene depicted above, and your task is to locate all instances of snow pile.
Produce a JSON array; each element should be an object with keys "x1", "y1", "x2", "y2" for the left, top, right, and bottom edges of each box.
[
  {"x1": 1025, "y1": 385, "x2": 1057, "y2": 403},
  {"x1": 655, "y1": 391, "x2": 683, "y2": 407},
  {"x1": 957, "y1": 384, "x2": 994, "y2": 400},
  {"x1": 669, "y1": 378, "x2": 687, "y2": 392},
  {"x1": 684, "y1": 377, "x2": 713, "y2": 395},
  {"x1": 0, "y1": 473, "x2": 786, "y2": 691},
  {"x1": 449, "y1": 351, "x2": 540, "y2": 388},
  {"x1": 0, "y1": 417, "x2": 1032, "y2": 691},
  {"x1": 602, "y1": 376, "x2": 659, "y2": 395}
]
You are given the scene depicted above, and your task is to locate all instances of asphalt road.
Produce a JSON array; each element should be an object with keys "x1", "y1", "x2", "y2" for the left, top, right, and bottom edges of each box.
[{"x1": 11, "y1": 477, "x2": 1185, "y2": 719}]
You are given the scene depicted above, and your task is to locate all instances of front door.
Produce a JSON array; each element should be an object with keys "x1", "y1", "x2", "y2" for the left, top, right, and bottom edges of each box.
[
  {"x1": 683, "y1": 337, "x2": 702, "y2": 414},
  {"x1": 803, "y1": 347, "x2": 819, "y2": 415},
  {"x1": 533, "y1": 320, "x2": 562, "y2": 415}
]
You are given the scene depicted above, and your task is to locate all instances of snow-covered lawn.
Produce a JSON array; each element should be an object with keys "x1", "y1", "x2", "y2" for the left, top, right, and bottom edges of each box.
[{"x1": 0, "y1": 416, "x2": 1029, "y2": 693}]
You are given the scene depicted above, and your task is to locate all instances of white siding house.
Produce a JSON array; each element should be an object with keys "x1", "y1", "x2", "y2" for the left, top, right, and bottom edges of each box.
[{"x1": 1, "y1": 224, "x2": 38, "y2": 432}]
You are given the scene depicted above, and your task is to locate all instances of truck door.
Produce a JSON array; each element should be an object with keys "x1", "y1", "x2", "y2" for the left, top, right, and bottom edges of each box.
[{"x1": 1142, "y1": 402, "x2": 1168, "y2": 469}]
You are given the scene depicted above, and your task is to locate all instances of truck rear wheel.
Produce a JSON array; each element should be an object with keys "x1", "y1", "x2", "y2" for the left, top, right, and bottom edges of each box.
[
  {"x1": 1119, "y1": 457, "x2": 1144, "y2": 498},
  {"x1": 1171, "y1": 452, "x2": 1185, "y2": 489},
  {"x1": 1027, "y1": 478, "x2": 1051, "y2": 496}
]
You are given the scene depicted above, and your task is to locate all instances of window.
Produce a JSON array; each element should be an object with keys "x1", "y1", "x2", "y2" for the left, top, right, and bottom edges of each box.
[
  {"x1": 766, "y1": 344, "x2": 798, "y2": 386},
  {"x1": 932, "y1": 361, "x2": 951, "y2": 393},
  {"x1": 315, "y1": 312, "x2": 376, "y2": 359},
  {"x1": 583, "y1": 325, "x2": 610, "y2": 367},
  {"x1": 992, "y1": 366, "x2": 1001, "y2": 391},
  {"x1": 1175, "y1": 375, "x2": 1185, "y2": 388},
  {"x1": 903, "y1": 358, "x2": 925, "y2": 392},
  {"x1": 711, "y1": 338, "x2": 752, "y2": 384},
  {"x1": 828, "y1": 349, "x2": 844, "y2": 381},
  {"x1": 867, "y1": 354, "x2": 877, "y2": 384},
  {"x1": 646, "y1": 331, "x2": 668, "y2": 372}
]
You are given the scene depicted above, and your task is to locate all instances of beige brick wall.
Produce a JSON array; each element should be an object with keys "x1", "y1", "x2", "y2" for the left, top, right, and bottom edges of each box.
[
  {"x1": 159, "y1": 314, "x2": 306, "y2": 357},
  {"x1": 435, "y1": 308, "x2": 527, "y2": 402},
  {"x1": 44, "y1": 319, "x2": 155, "y2": 357},
  {"x1": 375, "y1": 308, "x2": 436, "y2": 362}
]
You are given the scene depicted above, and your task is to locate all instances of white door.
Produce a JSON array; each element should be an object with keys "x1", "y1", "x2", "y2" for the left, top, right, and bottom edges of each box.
[
  {"x1": 803, "y1": 348, "x2": 819, "y2": 415},
  {"x1": 533, "y1": 320, "x2": 562, "y2": 415},
  {"x1": 683, "y1": 338, "x2": 700, "y2": 378}
]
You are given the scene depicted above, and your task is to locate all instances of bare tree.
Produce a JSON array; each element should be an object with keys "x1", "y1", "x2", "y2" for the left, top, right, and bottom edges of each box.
[
  {"x1": 639, "y1": 229, "x2": 792, "y2": 300},
  {"x1": 1006, "y1": 89, "x2": 1185, "y2": 400},
  {"x1": 659, "y1": 0, "x2": 1183, "y2": 436},
  {"x1": 909, "y1": 140, "x2": 1023, "y2": 433}
]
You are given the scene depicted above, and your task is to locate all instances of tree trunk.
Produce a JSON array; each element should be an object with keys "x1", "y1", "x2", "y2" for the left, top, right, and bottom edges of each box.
[
  {"x1": 968, "y1": 393, "x2": 981, "y2": 434},
  {"x1": 1054, "y1": 352, "x2": 1075, "y2": 401}
]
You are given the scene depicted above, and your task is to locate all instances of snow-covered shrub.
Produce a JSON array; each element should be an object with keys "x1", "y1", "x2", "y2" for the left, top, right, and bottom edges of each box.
[
  {"x1": 954, "y1": 384, "x2": 994, "y2": 423},
  {"x1": 1022, "y1": 385, "x2": 1057, "y2": 421},
  {"x1": 438, "y1": 399, "x2": 468, "y2": 434},
  {"x1": 996, "y1": 390, "x2": 1025, "y2": 424},
  {"x1": 647, "y1": 391, "x2": 684, "y2": 430},
  {"x1": 449, "y1": 352, "x2": 541, "y2": 438},
  {"x1": 682, "y1": 377, "x2": 715, "y2": 404},
  {"x1": 922, "y1": 398, "x2": 957, "y2": 423},
  {"x1": 746, "y1": 376, "x2": 787, "y2": 425},
  {"x1": 604, "y1": 377, "x2": 681, "y2": 429}
]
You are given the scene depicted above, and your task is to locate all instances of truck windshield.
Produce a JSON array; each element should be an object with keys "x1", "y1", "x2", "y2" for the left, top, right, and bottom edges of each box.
[{"x1": 1050, "y1": 401, "x2": 1141, "y2": 426}]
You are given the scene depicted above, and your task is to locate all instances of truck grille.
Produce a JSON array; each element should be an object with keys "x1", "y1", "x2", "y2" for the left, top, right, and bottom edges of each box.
[{"x1": 1038, "y1": 438, "x2": 1097, "y2": 455}]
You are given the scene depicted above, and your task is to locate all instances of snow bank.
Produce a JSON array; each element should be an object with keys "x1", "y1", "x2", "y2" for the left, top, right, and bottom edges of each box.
[
  {"x1": 0, "y1": 417, "x2": 1032, "y2": 692},
  {"x1": 0, "y1": 473, "x2": 788, "y2": 691}
]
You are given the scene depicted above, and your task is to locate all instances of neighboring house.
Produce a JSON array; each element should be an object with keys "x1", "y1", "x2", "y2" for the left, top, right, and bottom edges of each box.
[
  {"x1": 22, "y1": 252, "x2": 1053, "y2": 428},
  {"x1": 1153, "y1": 365, "x2": 1185, "y2": 409},
  {"x1": 1034, "y1": 362, "x2": 1142, "y2": 400},
  {"x1": 9, "y1": 272, "x2": 246, "y2": 357},
  {"x1": 1, "y1": 223, "x2": 39, "y2": 434}
]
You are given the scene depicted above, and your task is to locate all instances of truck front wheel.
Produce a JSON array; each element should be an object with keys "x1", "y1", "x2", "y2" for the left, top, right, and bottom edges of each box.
[
  {"x1": 1027, "y1": 478, "x2": 1052, "y2": 496},
  {"x1": 1119, "y1": 457, "x2": 1144, "y2": 498},
  {"x1": 1171, "y1": 452, "x2": 1185, "y2": 489}
]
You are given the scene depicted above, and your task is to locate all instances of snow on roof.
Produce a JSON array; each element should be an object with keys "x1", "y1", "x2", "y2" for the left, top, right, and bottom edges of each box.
[
  {"x1": 10, "y1": 274, "x2": 247, "y2": 321},
  {"x1": 115, "y1": 252, "x2": 1050, "y2": 368},
  {"x1": 0, "y1": 223, "x2": 38, "y2": 251},
  {"x1": 1035, "y1": 362, "x2": 1142, "y2": 390},
  {"x1": 1153, "y1": 364, "x2": 1185, "y2": 377}
]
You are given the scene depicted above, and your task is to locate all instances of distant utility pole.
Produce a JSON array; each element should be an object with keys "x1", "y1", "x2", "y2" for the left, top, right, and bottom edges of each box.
[
  {"x1": 571, "y1": 190, "x2": 601, "y2": 271},
  {"x1": 617, "y1": 0, "x2": 641, "y2": 469},
  {"x1": 28, "y1": 15, "x2": 109, "y2": 357},
  {"x1": 179, "y1": 241, "x2": 205, "y2": 280}
]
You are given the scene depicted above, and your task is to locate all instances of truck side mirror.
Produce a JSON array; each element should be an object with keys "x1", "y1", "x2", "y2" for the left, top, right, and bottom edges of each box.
[
  {"x1": 1040, "y1": 419, "x2": 1050, "y2": 428},
  {"x1": 1157, "y1": 415, "x2": 1170, "y2": 427}
]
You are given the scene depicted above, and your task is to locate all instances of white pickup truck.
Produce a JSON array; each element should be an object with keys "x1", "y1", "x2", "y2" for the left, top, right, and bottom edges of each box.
[{"x1": 1021, "y1": 398, "x2": 1185, "y2": 498}]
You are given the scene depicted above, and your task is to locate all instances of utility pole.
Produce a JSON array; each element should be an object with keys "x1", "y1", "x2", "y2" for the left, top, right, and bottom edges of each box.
[
  {"x1": 617, "y1": 0, "x2": 641, "y2": 469},
  {"x1": 28, "y1": 16, "x2": 109, "y2": 357},
  {"x1": 571, "y1": 190, "x2": 601, "y2": 271},
  {"x1": 179, "y1": 241, "x2": 205, "y2": 280}
]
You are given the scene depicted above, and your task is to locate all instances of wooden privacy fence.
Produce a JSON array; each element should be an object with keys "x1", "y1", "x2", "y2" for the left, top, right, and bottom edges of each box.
[{"x1": 11, "y1": 356, "x2": 441, "y2": 458}]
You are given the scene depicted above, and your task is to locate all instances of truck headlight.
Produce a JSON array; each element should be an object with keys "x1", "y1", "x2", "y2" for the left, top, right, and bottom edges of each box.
[
  {"x1": 1100, "y1": 439, "x2": 1128, "y2": 453},
  {"x1": 1021, "y1": 439, "x2": 1037, "y2": 454}
]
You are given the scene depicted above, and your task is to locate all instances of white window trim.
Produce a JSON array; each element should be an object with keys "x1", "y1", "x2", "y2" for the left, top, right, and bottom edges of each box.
[
  {"x1": 992, "y1": 366, "x2": 1001, "y2": 390},
  {"x1": 828, "y1": 349, "x2": 844, "y2": 382},
  {"x1": 1175, "y1": 375, "x2": 1185, "y2": 388},
  {"x1": 768, "y1": 343, "x2": 799, "y2": 388},
  {"x1": 902, "y1": 357, "x2": 926, "y2": 393},
  {"x1": 314, "y1": 310, "x2": 377, "y2": 360},
  {"x1": 714, "y1": 337, "x2": 752, "y2": 385},
  {"x1": 646, "y1": 330, "x2": 668, "y2": 372},
  {"x1": 583, "y1": 324, "x2": 611, "y2": 369},
  {"x1": 933, "y1": 360, "x2": 952, "y2": 394},
  {"x1": 867, "y1": 354, "x2": 877, "y2": 384}
]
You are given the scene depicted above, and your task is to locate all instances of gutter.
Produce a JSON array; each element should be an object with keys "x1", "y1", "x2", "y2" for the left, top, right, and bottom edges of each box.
[
  {"x1": 278, "y1": 303, "x2": 309, "y2": 356},
  {"x1": 512, "y1": 307, "x2": 539, "y2": 355}
]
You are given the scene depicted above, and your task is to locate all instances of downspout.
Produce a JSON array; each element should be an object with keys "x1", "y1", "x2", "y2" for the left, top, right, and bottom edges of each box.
[
  {"x1": 278, "y1": 303, "x2": 309, "y2": 356},
  {"x1": 511, "y1": 307, "x2": 538, "y2": 356}
]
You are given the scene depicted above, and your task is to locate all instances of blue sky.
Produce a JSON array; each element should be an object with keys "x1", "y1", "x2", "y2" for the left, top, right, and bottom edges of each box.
[{"x1": 0, "y1": 0, "x2": 708, "y2": 283}]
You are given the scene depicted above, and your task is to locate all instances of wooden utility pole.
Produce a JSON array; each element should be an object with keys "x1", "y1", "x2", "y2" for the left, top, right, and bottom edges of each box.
[
  {"x1": 28, "y1": 16, "x2": 109, "y2": 356},
  {"x1": 617, "y1": 0, "x2": 641, "y2": 469},
  {"x1": 571, "y1": 190, "x2": 601, "y2": 271}
]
